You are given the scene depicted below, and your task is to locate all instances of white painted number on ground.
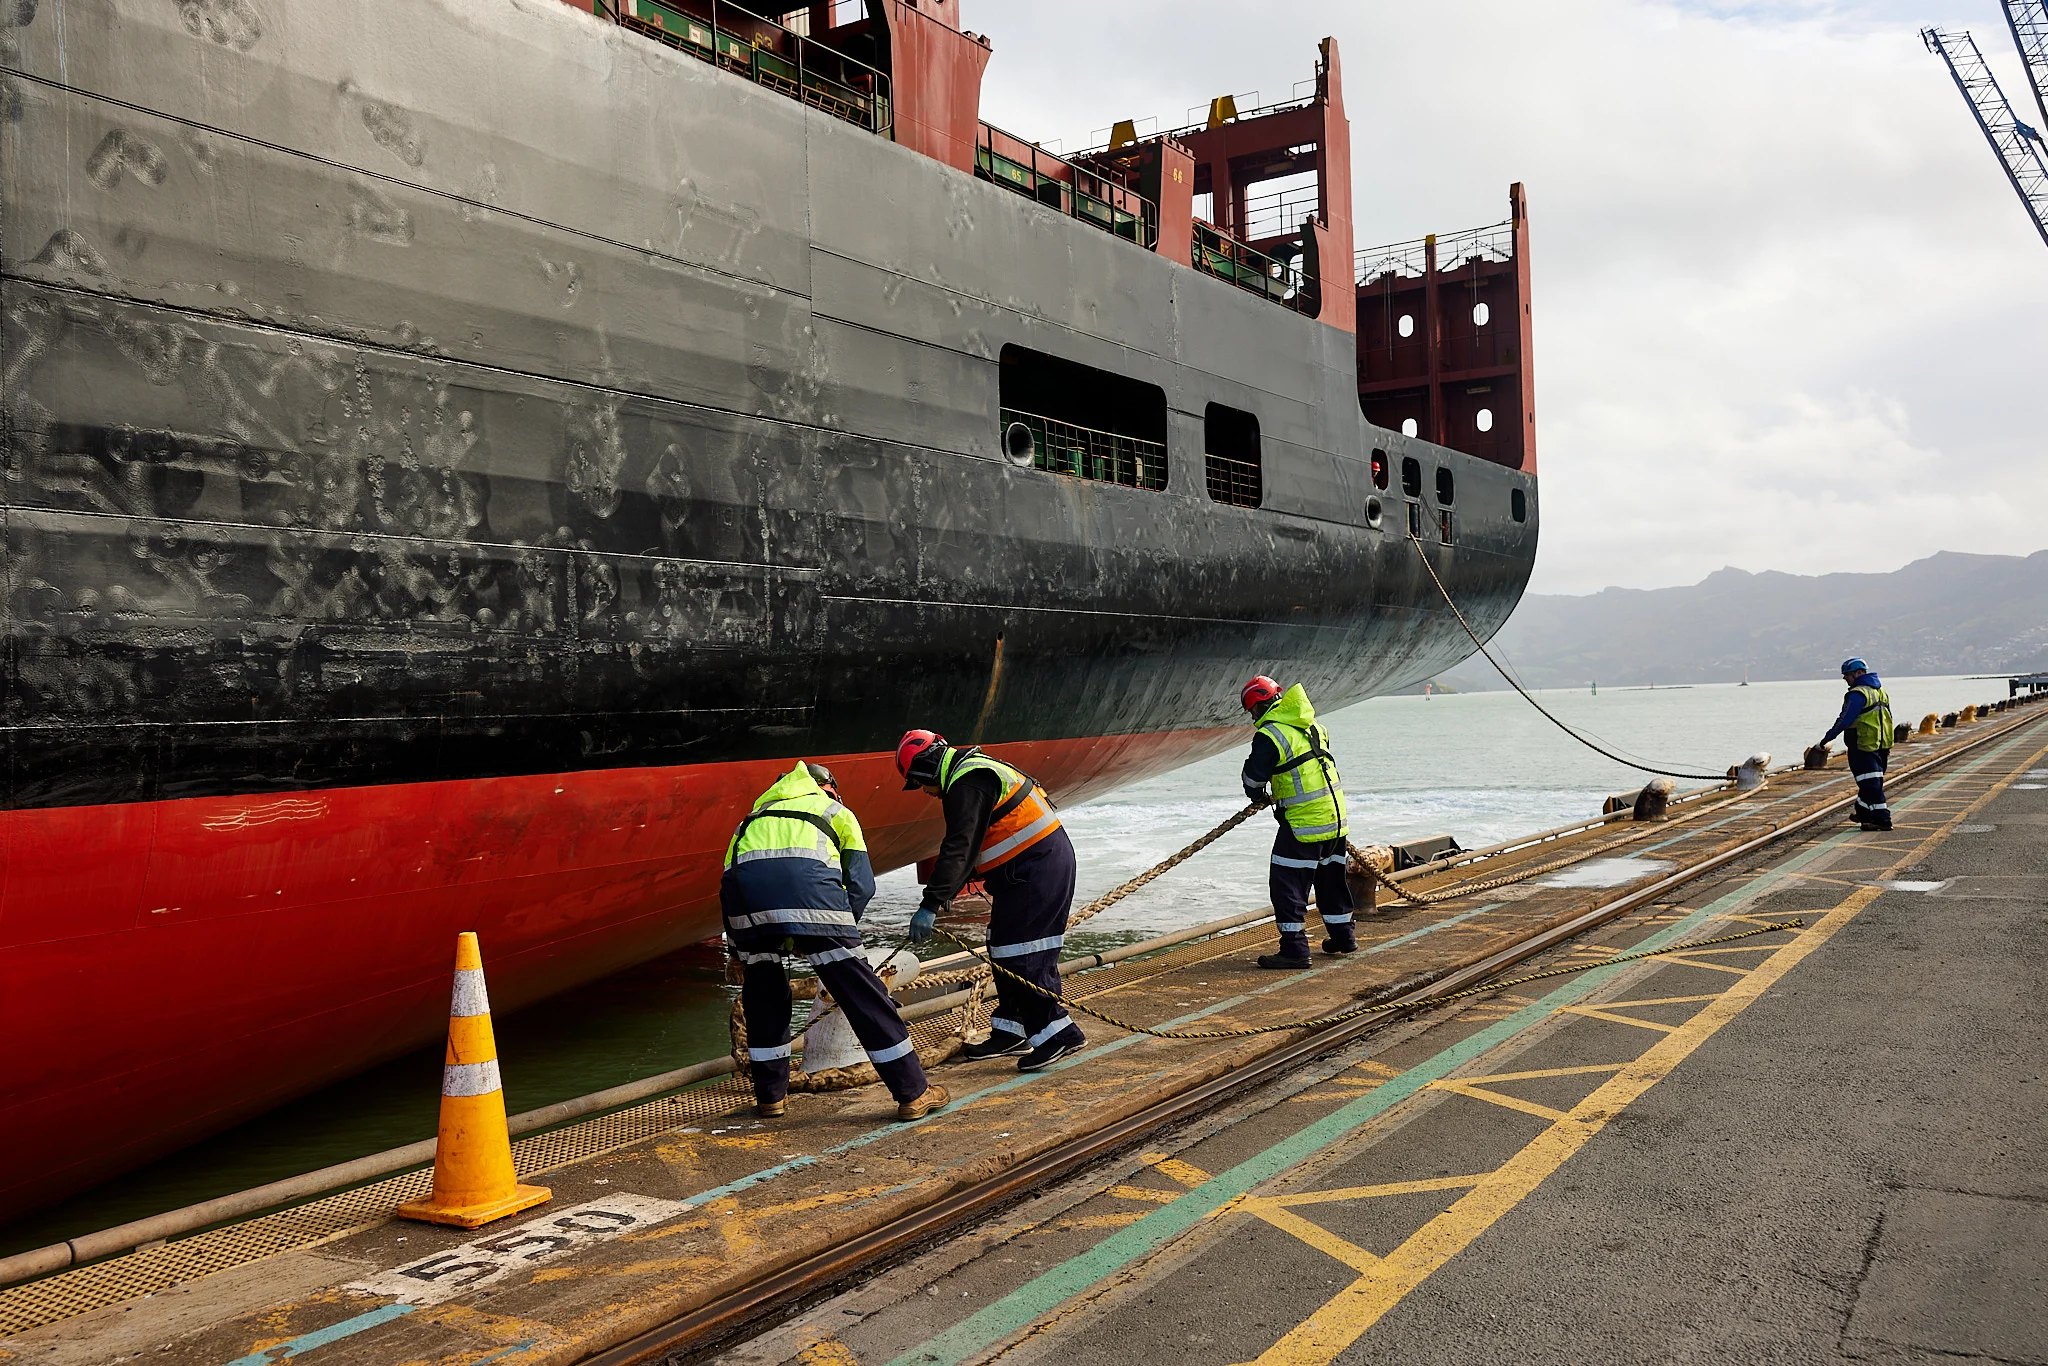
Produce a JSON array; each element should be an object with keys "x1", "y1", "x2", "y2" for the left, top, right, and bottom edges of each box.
[{"x1": 347, "y1": 1195, "x2": 692, "y2": 1305}]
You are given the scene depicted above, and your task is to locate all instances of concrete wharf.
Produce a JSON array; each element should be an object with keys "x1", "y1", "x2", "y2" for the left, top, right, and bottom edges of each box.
[{"x1": 3, "y1": 700, "x2": 2043, "y2": 1366}]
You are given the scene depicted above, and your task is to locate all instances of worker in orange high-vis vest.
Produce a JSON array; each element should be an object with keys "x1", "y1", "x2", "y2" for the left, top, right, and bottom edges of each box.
[{"x1": 898, "y1": 730, "x2": 1086, "y2": 1072}]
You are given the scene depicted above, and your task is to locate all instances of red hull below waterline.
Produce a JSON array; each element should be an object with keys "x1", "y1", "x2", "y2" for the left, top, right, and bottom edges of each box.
[{"x1": 0, "y1": 726, "x2": 1240, "y2": 1218}]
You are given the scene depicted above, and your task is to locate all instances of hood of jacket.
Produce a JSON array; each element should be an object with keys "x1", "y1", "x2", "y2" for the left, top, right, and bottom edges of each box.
[
  {"x1": 753, "y1": 761, "x2": 825, "y2": 810},
  {"x1": 1259, "y1": 683, "x2": 1318, "y2": 731},
  {"x1": 1852, "y1": 673, "x2": 1885, "y2": 691}
]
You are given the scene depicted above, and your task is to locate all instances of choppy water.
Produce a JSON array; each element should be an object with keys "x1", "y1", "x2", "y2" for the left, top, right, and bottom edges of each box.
[
  {"x1": 874, "y1": 673, "x2": 2007, "y2": 943},
  {"x1": 0, "y1": 673, "x2": 2008, "y2": 1254}
]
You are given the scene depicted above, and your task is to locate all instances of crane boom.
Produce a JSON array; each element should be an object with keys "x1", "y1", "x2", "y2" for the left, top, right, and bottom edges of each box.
[
  {"x1": 2004, "y1": 2, "x2": 2048, "y2": 133},
  {"x1": 1922, "y1": 26, "x2": 2048, "y2": 248}
]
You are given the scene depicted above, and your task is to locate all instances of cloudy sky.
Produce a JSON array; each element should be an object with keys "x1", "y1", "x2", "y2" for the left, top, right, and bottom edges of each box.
[{"x1": 967, "y1": 0, "x2": 2048, "y2": 597}]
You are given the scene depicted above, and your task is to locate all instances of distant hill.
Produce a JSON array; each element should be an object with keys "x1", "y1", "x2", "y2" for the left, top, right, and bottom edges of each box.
[{"x1": 1445, "y1": 550, "x2": 2048, "y2": 690}]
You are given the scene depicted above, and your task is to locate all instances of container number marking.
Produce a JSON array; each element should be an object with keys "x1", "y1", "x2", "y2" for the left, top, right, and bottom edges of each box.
[{"x1": 347, "y1": 1195, "x2": 693, "y2": 1306}]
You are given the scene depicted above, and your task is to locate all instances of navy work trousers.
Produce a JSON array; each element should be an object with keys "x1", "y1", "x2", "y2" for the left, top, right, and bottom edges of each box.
[
  {"x1": 1848, "y1": 745, "x2": 1892, "y2": 830},
  {"x1": 981, "y1": 827, "x2": 1085, "y2": 1052},
  {"x1": 1270, "y1": 825, "x2": 1356, "y2": 958},
  {"x1": 736, "y1": 934, "x2": 927, "y2": 1105}
]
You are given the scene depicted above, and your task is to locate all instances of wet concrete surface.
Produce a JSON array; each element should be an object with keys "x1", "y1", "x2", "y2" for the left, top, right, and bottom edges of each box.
[{"x1": 724, "y1": 720, "x2": 2048, "y2": 1366}]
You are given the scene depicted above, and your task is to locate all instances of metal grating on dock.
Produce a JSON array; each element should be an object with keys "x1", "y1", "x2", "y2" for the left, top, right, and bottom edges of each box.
[{"x1": 0, "y1": 922, "x2": 1286, "y2": 1335}]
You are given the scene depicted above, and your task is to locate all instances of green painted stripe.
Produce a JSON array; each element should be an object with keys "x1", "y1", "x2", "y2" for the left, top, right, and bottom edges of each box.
[{"x1": 887, "y1": 790, "x2": 1936, "y2": 1366}]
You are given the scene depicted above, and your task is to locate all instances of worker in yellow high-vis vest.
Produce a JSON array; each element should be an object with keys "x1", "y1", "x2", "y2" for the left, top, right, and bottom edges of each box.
[
  {"x1": 1238, "y1": 676, "x2": 1356, "y2": 968},
  {"x1": 1820, "y1": 657, "x2": 1895, "y2": 831}
]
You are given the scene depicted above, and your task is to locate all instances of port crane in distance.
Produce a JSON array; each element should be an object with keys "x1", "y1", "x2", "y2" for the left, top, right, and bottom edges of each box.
[
  {"x1": 1921, "y1": 17, "x2": 2048, "y2": 248},
  {"x1": 2003, "y1": 1, "x2": 2048, "y2": 130}
]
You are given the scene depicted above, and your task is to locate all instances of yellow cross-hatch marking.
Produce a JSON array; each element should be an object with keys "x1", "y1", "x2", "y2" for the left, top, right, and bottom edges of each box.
[
  {"x1": 1237, "y1": 1200, "x2": 1384, "y2": 1274},
  {"x1": 1247, "y1": 886, "x2": 1877, "y2": 1364},
  {"x1": 1265, "y1": 1175, "x2": 1488, "y2": 1209},
  {"x1": 1645, "y1": 954, "x2": 1753, "y2": 976},
  {"x1": 1554, "y1": 1005, "x2": 1683, "y2": 1033},
  {"x1": 1426, "y1": 1080, "x2": 1573, "y2": 1122},
  {"x1": 1234, "y1": 732, "x2": 2048, "y2": 1365}
]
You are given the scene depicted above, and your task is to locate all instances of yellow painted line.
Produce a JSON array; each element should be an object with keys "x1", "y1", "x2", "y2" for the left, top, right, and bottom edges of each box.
[
  {"x1": 1267, "y1": 1175, "x2": 1487, "y2": 1209},
  {"x1": 1150, "y1": 1158, "x2": 1214, "y2": 1188},
  {"x1": 1238, "y1": 1201, "x2": 1383, "y2": 1274},
  {"x1": 1107, "y1": 1185, "x2": 1181, "y2": 1205},
  {"x1": 1244, "y1": 734, "x2": 2048, "y2": 1366},
  {"x1": 798, "y1": 1338, "x2": 861, "y2": 1365},
  {"x1": 1454, "y1": 1063, "x2": 1628, "y2": 1085},
  {"x1": 1642, "y1": 955, "x2": 1752, "y2": 976},
  {"x1": 1354, "y1": 1060, "x2": 1402, "y2": 1079},
  {"x1": 1573, "y1": 995, "x2": 1720, "y2": 1010},
  {"x1": 1425, "y1": 1080, "x2": 1571, "y2": 1122},
  {"x1": 1052, "y1": 1211, "x2": 1150, "y2": 1232},
  {"x1": 1554, "y1": 1006, "x2": 1681, "y2": 1034}
]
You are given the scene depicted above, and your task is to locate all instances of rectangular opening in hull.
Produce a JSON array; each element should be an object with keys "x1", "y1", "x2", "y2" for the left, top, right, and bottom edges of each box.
[
  {"x1": 998, "y1": 344, "x2": 1168, "y2": 490},
  {"x1": 1203, "y1": 403, "x2": 1262, "y2": 508}
]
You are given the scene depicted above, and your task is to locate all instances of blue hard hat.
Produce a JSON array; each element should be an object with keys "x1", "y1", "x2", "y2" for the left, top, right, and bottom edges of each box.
[{"x1": 1841, "y1": 657, "x2": 1868, "y2": 676}]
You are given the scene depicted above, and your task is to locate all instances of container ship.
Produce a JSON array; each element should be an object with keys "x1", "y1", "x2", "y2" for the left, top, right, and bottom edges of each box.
[{"x1": 0, "y1": 0, "x2": 1539, "y2": 1216}]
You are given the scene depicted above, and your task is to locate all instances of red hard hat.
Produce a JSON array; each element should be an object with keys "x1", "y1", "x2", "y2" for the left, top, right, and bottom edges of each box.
[
  {"x1": 896, "y1": 729, "x2": 947, "y2": 789},
  {"x1": 1241, "y1": 675, "x2": 1283, "y2": 714}
]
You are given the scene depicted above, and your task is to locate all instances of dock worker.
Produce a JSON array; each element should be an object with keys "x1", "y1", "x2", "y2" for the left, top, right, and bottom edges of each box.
[
  {"x1": 898, "y1": 731, "x2": 1088, "y2": 1072},
  {"x1": 722, "y1": 761, "x2": 949, "y2": 1122},
  {"x1": 1239, "y1": 676, "x2": 1357, "y2": 967},
  {"x1": 1821, "y1": 658, "x2": 1895, "y2": 832}
]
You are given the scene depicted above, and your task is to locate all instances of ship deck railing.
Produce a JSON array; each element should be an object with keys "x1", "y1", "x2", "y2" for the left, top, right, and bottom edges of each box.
[
  {"x1": 1193, "y1": 221, "x2": 1311, "y2": 312},
  {"x1": 1001, "y1": 408, "x2": 1168, "y2": 491},
  {"x1": 975, "y1": 124, "x2": 1160, "y2": 249},
  {"x1": 603, "y1": 0, "x2": 892, "y2": 136},
  {"x1": 1355, "y1": 219, "x2": 1515, "y2": 285}
]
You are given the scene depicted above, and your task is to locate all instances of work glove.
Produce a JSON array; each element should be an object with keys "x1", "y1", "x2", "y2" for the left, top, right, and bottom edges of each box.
[{"x1": 908, "y1": 907, "x2": 937, "y2": 944}]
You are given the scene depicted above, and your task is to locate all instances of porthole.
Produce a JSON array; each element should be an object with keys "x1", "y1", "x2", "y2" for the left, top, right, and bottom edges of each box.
[
  {"x1": 1475, "y1": 407, "x2": 1494, "y2": 433},
  {"x1": 1511, "y1": 488, "x2": 1527, "y2": 523},
  {"x1": 1370, "y1": 448, "x2": 1389, "y2": 490},
  {"x1": 1400, "y1": 456, "x2": 1422, "y2": 498},
  {"x1": 1435, "y1": 466, "x2": 1454, "y2": 506},
  {"x1": 1365, "y1": 496, "x2": 1383, "y2": 528},
  {"x1": 1397, "y1": 313, "x2": 1415, "y2": 338},
  {"x1": 1473, "y1": 301, "x2": 1491, "y2": 326},
  {"x1": 1400, "y1": 417, "x2": 1418, "y2": 437}
]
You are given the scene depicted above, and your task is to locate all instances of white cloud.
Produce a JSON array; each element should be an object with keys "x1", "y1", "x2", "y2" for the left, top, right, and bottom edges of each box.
[{"x1": 969, "y1": 0, "x2": 2048, "y2": 594}]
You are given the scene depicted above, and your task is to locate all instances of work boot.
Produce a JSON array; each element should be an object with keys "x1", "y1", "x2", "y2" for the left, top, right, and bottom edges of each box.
[
  {"x1": 895, "y1": 1083, "x2": 950, "y2": 1122},
  {"x1": 1257, "y1": 952, "x2": 1313, "y2": 970},
  {"x1": 1018, "y1": 1028, "x2": 1086, "y2": 1072},
  {"x1": 959, "y1": 1030, "x2": 1029, "y2": 1061},
  {"x1": 756, "y1": 1097, "x2": 787, "y2": 1119},
  {"x1": 1861, "y1": 820, "x2": 1894, "y2": 832},
  {"x1": 1320, "y1": 937, "x2": 1357, "y2": 956}
]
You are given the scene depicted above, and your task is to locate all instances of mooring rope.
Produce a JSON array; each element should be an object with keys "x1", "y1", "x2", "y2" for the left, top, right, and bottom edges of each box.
[
  {"x1": 1405, "y1": 533, "x2": 1728, "y2": 782},
  {"x1": 934, "y1": 918, "x2": 1803, "y2": 1041},
  {"x1": 1069, "y1": 801, "x2": 1266, "y2": 927}
]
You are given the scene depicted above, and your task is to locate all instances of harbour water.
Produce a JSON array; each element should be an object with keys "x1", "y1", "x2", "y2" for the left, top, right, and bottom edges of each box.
[{"x1": 0, "y1": 673, "x2": 2005, "y2": 1256}]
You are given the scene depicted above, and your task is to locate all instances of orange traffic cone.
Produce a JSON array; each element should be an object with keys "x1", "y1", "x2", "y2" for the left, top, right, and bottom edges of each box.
[{"x1": 398, "y1": 932, "x2": 551, "y2": 1228}]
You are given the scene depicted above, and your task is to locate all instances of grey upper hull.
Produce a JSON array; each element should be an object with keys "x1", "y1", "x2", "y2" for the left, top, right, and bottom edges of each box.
[{"x1": 1, "y1": 0, "x2": 1537, "y2": 813}]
